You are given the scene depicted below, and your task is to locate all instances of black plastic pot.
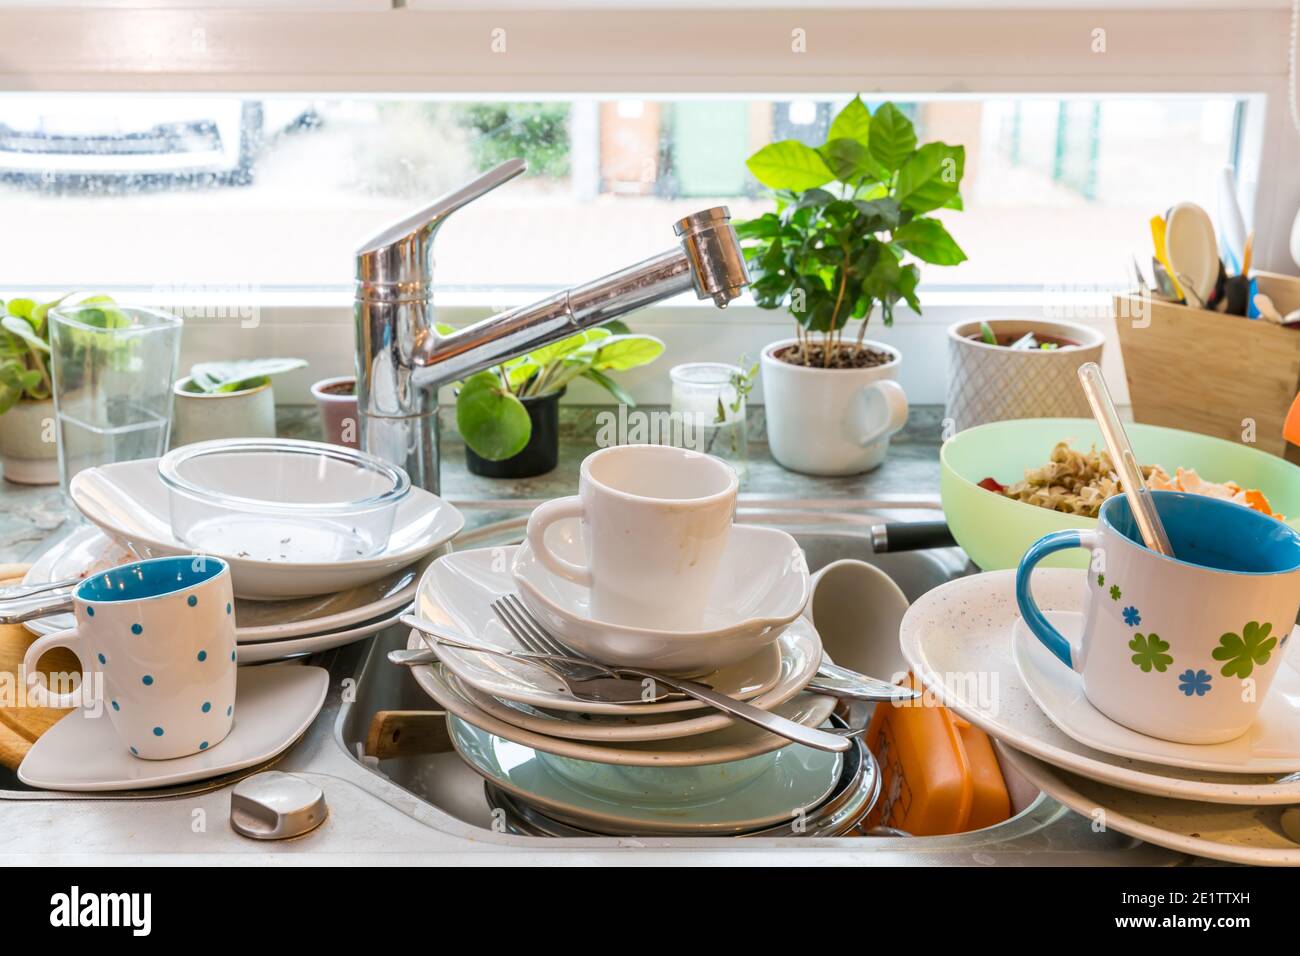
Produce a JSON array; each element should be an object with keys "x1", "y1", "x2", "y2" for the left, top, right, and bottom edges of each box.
[{"x1": 464, "y1": 388, "x2": 564, "y2": 479}]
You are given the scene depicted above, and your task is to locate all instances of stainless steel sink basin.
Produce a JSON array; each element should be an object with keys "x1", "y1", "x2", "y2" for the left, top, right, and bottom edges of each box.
[{"x1": 333, "y1": 502, "x2": 1183, "y2": 864}]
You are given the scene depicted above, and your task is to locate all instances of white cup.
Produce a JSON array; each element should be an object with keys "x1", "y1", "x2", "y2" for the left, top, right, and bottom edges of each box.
[
  {"x1": 24, "y1": 555, "x2": 237, "y2": 760},
  {"x1": 526, "y1": 444, "x2": 738, "y2": 630}
]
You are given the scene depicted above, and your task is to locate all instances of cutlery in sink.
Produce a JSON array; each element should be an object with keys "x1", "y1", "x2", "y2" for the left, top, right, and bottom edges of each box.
[
  {"x1": 488, "y1": 595, "x2": 852, "y2": 753},
  {"x1": 395, "y1": 614, "x2": 682, "y2": 705}
]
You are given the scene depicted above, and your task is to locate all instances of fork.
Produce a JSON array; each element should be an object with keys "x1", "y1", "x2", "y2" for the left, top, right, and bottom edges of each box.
[
  {"x1": 491, "y1": 595, "x2": 852, "y2": 753},
  {"x1": 398, "y1": 614, "x2": 677, "y2": 705}
]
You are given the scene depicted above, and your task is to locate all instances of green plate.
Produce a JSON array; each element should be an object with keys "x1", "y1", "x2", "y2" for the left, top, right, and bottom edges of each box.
[
  {"x1": 449, "y1": 715, "x2": 842, "y2": 835},
  {"x1": 941, "y1": 417, "x2": 1300, "y2": 571}
]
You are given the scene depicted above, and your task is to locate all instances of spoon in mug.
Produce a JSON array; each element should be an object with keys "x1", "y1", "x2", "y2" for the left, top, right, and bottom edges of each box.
[{"x1": 1077, "y1": 362, "x2": 1175, "y2": 557}]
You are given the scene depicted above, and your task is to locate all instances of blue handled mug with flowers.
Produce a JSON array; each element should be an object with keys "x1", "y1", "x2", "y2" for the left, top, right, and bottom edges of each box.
[{"x1": 1016, "y1": 491, "x2": 1300, "y2": 745}]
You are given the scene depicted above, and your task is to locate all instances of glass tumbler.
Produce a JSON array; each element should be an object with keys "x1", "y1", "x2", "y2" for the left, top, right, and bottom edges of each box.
[
  {"x1": 49, "y1": 304, "x2": 183, "y2": 492},
  {"x1": 669, "y1": 362, "x2": 748, "y2": 479}
]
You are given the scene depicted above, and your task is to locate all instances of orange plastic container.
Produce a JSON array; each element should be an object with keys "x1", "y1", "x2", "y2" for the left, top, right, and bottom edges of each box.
[{"x1": 864, "y1": 672, "x2": 1011, "y2": 836}]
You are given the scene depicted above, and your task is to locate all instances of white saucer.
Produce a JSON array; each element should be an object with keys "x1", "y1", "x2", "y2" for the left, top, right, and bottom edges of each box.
[
  {"x1": 22, "y1": 524, "x2": 423, "y2": 644},
  {"x1": 18, "y1": 664, "x2": 328, "y2": 791},
  {"x1": 449, "y1": 714, "x2": 842, "y2": 835},
  {"x1": 998, "y1": 744, "x2": 1300, "y2": 867},
  {"x1": 900, "y1": 568, "x2": 1300, "y2": 804},
  {"x1": 412, "y1": 662, "x2": 835, "y2": 767},
  {"x1": 69, "y1": 458, "x2": 463, "y2": 600},
  {"x1": 512, "y1": 520, "x2": 808, "y2": 675},
  {"x1": 416, "y1": 545, "x2": 822, "y2": 715},
  {"x1": 1013, "y1": 610, "x2": 1300, "y2": 774}
]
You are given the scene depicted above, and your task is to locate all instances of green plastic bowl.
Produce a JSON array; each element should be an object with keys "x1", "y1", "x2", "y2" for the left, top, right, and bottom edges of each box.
[{"x1": 940, "y1": 417, "x2": 1300, "y2": 571}]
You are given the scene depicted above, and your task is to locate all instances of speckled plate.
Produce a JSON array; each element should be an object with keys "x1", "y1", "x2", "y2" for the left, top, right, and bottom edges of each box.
[
  {"x1": 998, "y1": 744, "x2": 1300, "y2": 867},
  {"x1": 900, "y1": 568, "x2": 1300, "y2": 805}
]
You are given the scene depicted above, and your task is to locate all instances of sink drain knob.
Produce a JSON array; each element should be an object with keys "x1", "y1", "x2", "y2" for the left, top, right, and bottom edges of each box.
[{"x1": 230, "y1": 771, "x2": 328, "y2": 840}]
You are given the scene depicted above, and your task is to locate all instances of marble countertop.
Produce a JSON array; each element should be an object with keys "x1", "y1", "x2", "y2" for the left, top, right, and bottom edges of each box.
[{"x1": 0, "y1": 405, "x2": 946, "y2": 565}]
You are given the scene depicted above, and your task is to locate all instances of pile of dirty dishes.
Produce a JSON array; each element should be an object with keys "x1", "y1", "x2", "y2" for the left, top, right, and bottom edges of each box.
[
  {"x1": 400, "y1": 445, "x2": 883, "y2": 836},
  {"x1": 901, "y1": 490, "x2": 1300, "y2": 866},
  {"x1": 11, "y1": 439, "x2": 464, "y2": 663}
]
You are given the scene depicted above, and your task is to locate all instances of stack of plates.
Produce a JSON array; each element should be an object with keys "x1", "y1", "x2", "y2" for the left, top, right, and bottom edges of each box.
[
  {"x1": 900, "y1": 568, "x2": 1300, "y2": 866},
  {"x1": 404, "y1": 539, "x2": 880, "y2": 837},
  {"x1": 19, "y1": 456, "x2": 464, "y2": 663}
]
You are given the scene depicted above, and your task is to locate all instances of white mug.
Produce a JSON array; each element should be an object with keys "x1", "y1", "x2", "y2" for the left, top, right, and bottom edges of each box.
[
  {"x1": 1017, "y1": 491, "x2": 1300, "y2": 744},
  {"x1": 760, "y1": 338, "x2": 909, "y2": 476},
  {"x1": 526, "y1": 444, "x2": 738, "y2": 630},
  {"x1": 24, "y1": 555, "x2": 238, "y2": 759}
]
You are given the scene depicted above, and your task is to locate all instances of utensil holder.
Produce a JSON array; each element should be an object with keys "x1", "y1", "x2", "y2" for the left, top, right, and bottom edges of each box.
[{"x1": 1113, "y1": 271, "x2": 1300, "y2": 461}]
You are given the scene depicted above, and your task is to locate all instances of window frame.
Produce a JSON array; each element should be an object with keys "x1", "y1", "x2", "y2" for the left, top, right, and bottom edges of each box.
[{"x1": 1, "y1": 3, "x2": 1296, "y2": 408}]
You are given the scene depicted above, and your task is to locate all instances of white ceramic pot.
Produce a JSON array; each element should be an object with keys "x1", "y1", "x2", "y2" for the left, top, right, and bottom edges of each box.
[
  {"x1": 0, "y1": 398, "x2": 59, "y2": 484},
  {"x1": 946, "y1": 318, "x2": 1105, "y2": 433},
  {"x1": 759, "y1": 337, "x2": 909, "y2": 476},
  {"x1": 311, "y1": 375, "x2": 359, "y2": 449},
  {"x1": 171, "y1": 377, "x2": 276, "y2": 448}
]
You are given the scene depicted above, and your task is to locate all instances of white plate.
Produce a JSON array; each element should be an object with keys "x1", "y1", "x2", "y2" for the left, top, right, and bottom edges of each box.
[
  {"x1": 21, "y1": 524, "x2": 424, "y2": 643},
  {"x1": 18, "y1": 664, "x2": 328, "y2": 791},
  {"x1": 412, "y1": 662, "x2": 836, "y2": 767},
  {"x1": 449, "y1": 714, "x2": 842, "y2": 835},
  {"x1": 900, "y1": 568, "x2": 1300, "y2": 804},
  {"x1": 416, "y1": 546, "x2": 823, "y2": 715},
  {"x1": 512, "y1": 520, "x2": 808, "y2": 675},
  {"x1": 998, "y1": 744, "x2": 1300, "y2": 867},
  {"x1": 1013, "y1": 610, "x2": 1300, "y2": 774},
  {"x1": 69, "y1": 458, "x2": 463, "y2": 600},
  {"x1": 237, "y1": 604, "x2": 410, "y2": 663}
]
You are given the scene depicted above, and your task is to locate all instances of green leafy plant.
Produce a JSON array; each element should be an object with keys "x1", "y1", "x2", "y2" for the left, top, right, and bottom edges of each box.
[
  {"x1": 0, "y1": 293, "x2": 125, "y2": 414},
  {"x1": 455, "y1": 324, "x2": 664, "y2": 461},
  {"x1": 1128, "y1": 632, "x2": 1173, "y2": 673},
  {"x1": 737, "y1": 98, "x2": 966, "y2": 368},
  {"x1": 1212, "y1": 621, "x2": 1277, "y2": 679},
  {"x1": 181, "y1": 358, "x2": 308, "y2": 395},
  {"x1": 716, "y1": 356, "x2": 758, "y2": 425}
]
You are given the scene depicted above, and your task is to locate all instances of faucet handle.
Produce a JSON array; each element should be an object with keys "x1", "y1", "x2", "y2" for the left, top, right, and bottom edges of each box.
[{"x1": 356, "y1": 158, "x2": 526, "y2": 288}]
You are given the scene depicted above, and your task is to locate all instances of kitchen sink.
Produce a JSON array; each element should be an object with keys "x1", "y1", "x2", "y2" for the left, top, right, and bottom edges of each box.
[
  {"x1": 332, "y1": 502, "x2": 1183, "y2": 864},
  {"x1": 0, "y1": 500, "x2": 1185, "y2": 863}
]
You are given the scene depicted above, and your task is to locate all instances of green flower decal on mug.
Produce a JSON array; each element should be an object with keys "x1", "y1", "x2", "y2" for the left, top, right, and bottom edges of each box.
[
  {"x1": 1096, "y1": 573, "x2": 1105, "y2": 588},
  {"x1": 1109, "y1": 584, "x2": 1122, "y2": 601},
  {"x1": 1211, "y1": 621, "x2": 1276, "y2": 679},
  {"x1": 1129, "y1": 632, "x2": 1173, "y2": 673}
]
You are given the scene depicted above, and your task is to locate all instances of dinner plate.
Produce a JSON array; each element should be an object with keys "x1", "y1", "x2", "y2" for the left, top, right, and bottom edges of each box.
[
  {"x1": 20, "y1": 524, "x2": 425, "y2": 643},
  {"x1": 1013, "y1": 610, "x2": 1300, "y2": 774},
  {"x1": 997, "y1": 744, "x2": 1300, "y2": 867},
  {"x1": 449, "y1": 714, "x2": 842, "y2": 835},
  {"x1": 900, "y1": 568, "x2": 1300, "y2": 804},
  {"x1": 513, "y1": 520, "x2": 808, "y2": 675},
  {"x1": 415, "y1": 546, "x2": 822, "y2": 715},
  {"x1": 411, "y1": 662, "x2": 836, "y2": 767},
  {"x1": 237, "y1": 604, "x2": 410, "y2": 663},
  {"x1": 69, "y1": 458, "x2": 463, "y2": 599},
  {"x1": 18, "y1": 664, "x2": 328, "y2": 791}
]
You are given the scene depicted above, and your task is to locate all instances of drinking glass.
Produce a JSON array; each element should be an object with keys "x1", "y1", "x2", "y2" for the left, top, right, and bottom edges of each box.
[
  {"x1": 669, "y1": 362, "x2": 748, "y2": 478},
  {"x1": 49, "y1": 304, "x2": 182, "y2": 492}
]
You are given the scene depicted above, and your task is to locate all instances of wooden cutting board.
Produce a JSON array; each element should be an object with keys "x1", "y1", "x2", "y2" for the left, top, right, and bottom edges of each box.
[{"x1": 0, "y1": 566, "x2": 78, "y2": 771}]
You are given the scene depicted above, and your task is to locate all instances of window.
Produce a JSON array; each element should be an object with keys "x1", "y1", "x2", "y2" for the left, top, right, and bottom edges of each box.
[{"x1": 0, "y1": 93, "x2": 1248, "y2": 294}]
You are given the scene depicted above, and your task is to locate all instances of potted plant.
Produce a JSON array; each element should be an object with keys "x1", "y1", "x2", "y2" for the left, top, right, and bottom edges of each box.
[
  {"x1": 946, "y1": 318, "x2": 1105, "y2": 432},
  {"x1": 311, "y1": 375, "x2": 359, "y2": 448},
  {"x1": 456, "y1": 324, "x2": 664, "y2": 478},
  {"x1": 738, "y1": 98, "x2": 967, "y2": 475},
  {"x1": 172, "y1": 358, "x2": 307, "y2": 447},
  {"x1": 0, "y1": 293, "x2": 115, "y2": 484}
]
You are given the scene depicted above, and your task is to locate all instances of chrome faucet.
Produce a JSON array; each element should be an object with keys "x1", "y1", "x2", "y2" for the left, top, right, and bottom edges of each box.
[{"x1": 354, "y1": 158, "x2": 750, "y2": 494}]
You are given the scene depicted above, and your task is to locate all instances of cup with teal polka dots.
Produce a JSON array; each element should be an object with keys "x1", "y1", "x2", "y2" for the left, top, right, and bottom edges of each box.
[{"x1": 23, "y1": 554, "x2": 237, "y2": 760}]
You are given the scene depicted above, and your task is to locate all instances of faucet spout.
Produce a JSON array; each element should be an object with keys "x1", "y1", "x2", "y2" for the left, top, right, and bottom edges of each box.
[{"x1": 354, "y1": 161, "x2": 749, "y2": 495}]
